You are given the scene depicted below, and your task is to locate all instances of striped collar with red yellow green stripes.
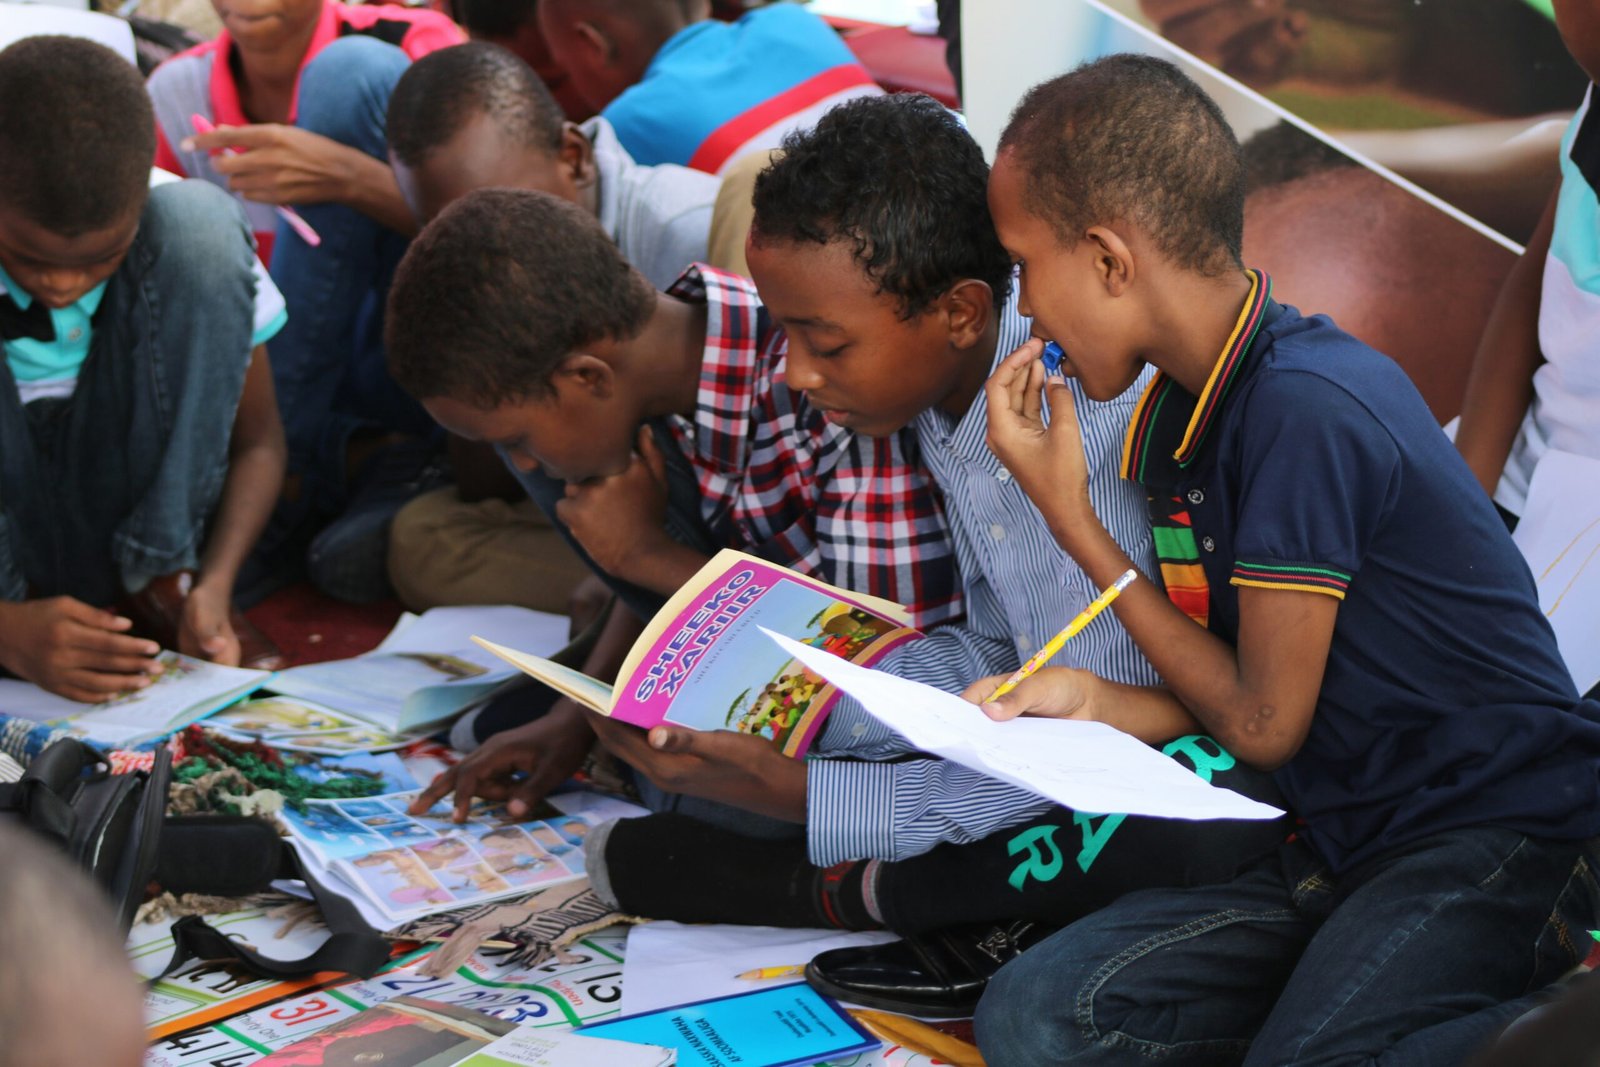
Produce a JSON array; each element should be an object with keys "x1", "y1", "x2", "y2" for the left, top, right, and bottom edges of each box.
[{"x1": 1120, "y1": 269, "x2": 1274, "y2": 486}]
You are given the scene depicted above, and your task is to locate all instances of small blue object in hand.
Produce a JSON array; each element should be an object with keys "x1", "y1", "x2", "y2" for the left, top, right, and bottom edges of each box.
[{"x1": 1041, "y1": 341, "x2": 1065, "y2": 376}]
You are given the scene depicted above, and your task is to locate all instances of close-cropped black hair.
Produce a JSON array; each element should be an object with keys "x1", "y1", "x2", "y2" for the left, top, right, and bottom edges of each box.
[
  {"x1": 999, "y1": 54, "x2": 1245, "y2": 277},
  {"x1": 0, "y1": 36, "x2": 155, "y2": 235},
  {"x1": 453, "y1": 0, "x2": 537, "y2": 39},
  {"x1": 750, "y1": 92, "x2": 1012, "y2": 318},
  {"x1": 387, "y1": 42, "x2": 564, "y2": 168},
  {"x1": 386, "y1": 188, "x2": 655, "y2": 407}
]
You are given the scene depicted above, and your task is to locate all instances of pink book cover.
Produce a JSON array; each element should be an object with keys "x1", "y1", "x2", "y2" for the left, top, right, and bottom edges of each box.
[{"x1": 610, "y1": 557, "x2": 922, "y2": 757}]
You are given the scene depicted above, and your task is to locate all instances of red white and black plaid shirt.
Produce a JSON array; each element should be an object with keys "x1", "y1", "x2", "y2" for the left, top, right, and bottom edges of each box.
[{"x1": 665, "y1": 265, "x2": 963, "y2": 630}]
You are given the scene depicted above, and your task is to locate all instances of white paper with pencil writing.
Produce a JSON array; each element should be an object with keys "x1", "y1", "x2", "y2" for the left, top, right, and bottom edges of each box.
[{"x1": 762, "y1": 629, "x2": 1284, "y2": 821}]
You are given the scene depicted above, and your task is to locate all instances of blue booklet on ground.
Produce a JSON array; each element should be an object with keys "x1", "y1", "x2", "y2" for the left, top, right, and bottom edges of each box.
[{"x1": 578, "y1": 983, "x2": 878, "y2": 1067}]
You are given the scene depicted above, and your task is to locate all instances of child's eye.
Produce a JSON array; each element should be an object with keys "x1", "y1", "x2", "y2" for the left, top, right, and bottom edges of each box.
[{"x1": 814, "y1": 345, "x2": 847, "y2": 360}]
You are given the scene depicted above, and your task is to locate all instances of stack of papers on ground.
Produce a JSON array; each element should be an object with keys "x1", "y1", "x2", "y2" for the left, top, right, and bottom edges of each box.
[
  {"x1": 0, "y1": 651, "x2": 270, "y2": 747},
  {"x1": 278, "y1": 788, "x2": 645, "y2": 927},
  {"x1": 268, "y1": 605, "x2": 569, "y2": 734},
  {"x1": 210, "y1": 695, "x2": 431, "y2": 754},
  {"x1": 764, "y1": 629, "x2": 1285, "y2": 820}
]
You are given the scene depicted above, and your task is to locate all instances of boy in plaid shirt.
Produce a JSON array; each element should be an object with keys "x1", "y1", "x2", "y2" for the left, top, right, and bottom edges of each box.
[{"x1": 385, "y1": 186, "x2": 959, "y2": 830}]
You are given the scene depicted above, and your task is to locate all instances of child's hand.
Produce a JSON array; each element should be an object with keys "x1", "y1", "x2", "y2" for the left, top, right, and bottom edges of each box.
[
  {"x1": 185, "y1": 124, "x2": 352, "y2": 206},
  {"x1": 557, "y1": 427, "x2": 675, "y2": 582},
  {"x1": 0, "y1": 598, "x2": 161, "y2": 702},
  {"x1": 984, "y1": 340, "x2": 1095, "y2": 530},
  {"x1": 961, "y1": 666, "x2": 1104, "y2": 723},
  {"x1": 178, "y1": 582, "x2": 241, "y2": 666},
  {"x1": 584, "y1": 710, "x2": 808, "y2": 823}
]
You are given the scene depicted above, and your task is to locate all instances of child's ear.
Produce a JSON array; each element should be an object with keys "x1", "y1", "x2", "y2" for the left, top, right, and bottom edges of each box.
[
  {"x1": 1085, "y1": 225, "x2": 1135, "y2": 298},
  {"x1": 560, "y1": 123, "x2": 598, "y2": 190},
  {"x1": 575, "y1": 20, "x2": 616, "y2": 63},
  {"x1": 553, "y1": 352, "x2": 616, "y2": 400},
  {"x1": 941, "y1": 279, "x2": 994, "y2": 349}
]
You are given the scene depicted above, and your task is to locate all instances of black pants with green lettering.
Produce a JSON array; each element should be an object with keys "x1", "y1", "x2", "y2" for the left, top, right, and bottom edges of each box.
[{"x1": 874, "y1": 735, "x2": 1293, "y2": 934}]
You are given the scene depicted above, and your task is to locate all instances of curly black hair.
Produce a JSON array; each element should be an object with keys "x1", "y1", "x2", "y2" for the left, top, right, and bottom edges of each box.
[
  {"x1": 387, "y1": 42, "x2": 564, "y2": 168},
  {"x1": 0, "y1": 37, "x2": 154, "y2": 235},
  {"x1": 999, "y1": 54, "x2": 1244, "y2": 277},
  {"x1": 386, "y1": 188, "x2": 655, "y2": 406},
  {"x1": 750, "y1": 92, "x2": 1012, "y2": 318}
]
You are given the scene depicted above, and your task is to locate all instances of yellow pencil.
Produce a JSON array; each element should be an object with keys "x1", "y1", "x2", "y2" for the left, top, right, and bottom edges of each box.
[
  {"x1": 736, "y1": 964, "x2": 806, "y2": 980},
  {"x1": 985, "y1": 569, "x2": 1138, "y2": 702}
]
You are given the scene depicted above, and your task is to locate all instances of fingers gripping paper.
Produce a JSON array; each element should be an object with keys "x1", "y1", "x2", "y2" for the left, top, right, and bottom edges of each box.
[{"x1": 762, "y1": 629, "x2": 1284, "y2": 821}]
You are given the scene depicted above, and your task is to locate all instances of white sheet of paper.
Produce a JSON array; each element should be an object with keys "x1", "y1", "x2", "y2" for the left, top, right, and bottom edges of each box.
[
  {"x1": 1513, "y1": 449, "x2": 1600, "y2": 695},
  {"x1": 620, "y1": 921, "x2": 899, "y2": 1016},
  {"x1": 764, "y1": 629, "x2": 1284, "y2": 820},
  {"x1": 377, "y1": 605, "x2": 570, "y2": 659}
]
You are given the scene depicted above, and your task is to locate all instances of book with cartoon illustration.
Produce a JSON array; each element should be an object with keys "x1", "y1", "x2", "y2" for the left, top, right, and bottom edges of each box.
[
  {"x1": 277, "y1": 787, "x2": 643, "y2": 926},
  {"x1": 0, "y1": 651, "x2": 272, "y2": 747},
  {"x1": 266, "y1": 605, "x2": 570, "y2": 734},
  {"x1": 474, "y1": 551, "x2": 922, "y2": 758}
]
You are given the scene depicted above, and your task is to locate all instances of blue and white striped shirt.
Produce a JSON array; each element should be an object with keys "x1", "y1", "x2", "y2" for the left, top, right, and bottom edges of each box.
[{"x1": 805, "y1": 293, "x2": 1162, "y2": 865}]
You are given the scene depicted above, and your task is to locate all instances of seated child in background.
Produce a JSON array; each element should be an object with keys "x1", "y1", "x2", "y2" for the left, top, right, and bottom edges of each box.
[
  {"x1": 146, "y1": 0, "x2": 463, "y2": 605},
  {"x1": 0, "y1": 36, "x2": 286, "y2": 699},
  {"x1": 537, "y1": 0, "x2": 881, "y2": 173},
  {"x1": 384, "y1": 187, "x2": 961, "y2": 837},
  {"x1": 381, "y1": 40, "x2": 726, "y2": 616},
  {"x1": 0, "y1": 824, "x2": 145, "y2": 1067},
  {"x1": 450, "y1": 0, "x2": 591, "y2": 121},
  {"x1": 1456, "y1": 6, "x2": 1600, "y2": 538},
  {"x1": 971, "y1": 54, "x2": 1600, "y2": 1064}
]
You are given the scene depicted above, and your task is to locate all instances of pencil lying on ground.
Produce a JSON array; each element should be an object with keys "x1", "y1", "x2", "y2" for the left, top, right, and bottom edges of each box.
[
  {"x1": 736, "y1": 964, "x2": 806, "y2": 980},
  {"x1": 985, "y1": 569, "x2": 1139, "y2": 702}
]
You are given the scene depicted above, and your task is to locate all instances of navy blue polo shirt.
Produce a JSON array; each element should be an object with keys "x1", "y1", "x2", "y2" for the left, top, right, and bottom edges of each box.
[{"x1": 1123, "y1": 270, "x2": 1600, "y2": 874}]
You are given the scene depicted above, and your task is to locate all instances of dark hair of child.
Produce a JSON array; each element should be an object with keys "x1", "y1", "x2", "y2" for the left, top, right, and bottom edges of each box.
[
  {"x1": 385, "y1": 187, "x2": 655, "y2": 406},
  {"x1": 387, "y1": 42, "x2": 566, "y2": 169},
  {"x1": 0, "y1": 36, "x2": 156, "y2": 236},
  {"x1": 998, "y1": 53, "x2": 1245, "y2": 277},
  {"x1": 453, "y1": 0, "x2": 537, "y2": 39},
  {"x1": 751, "y1": 91, "x2": 1013, "y2": 318}
]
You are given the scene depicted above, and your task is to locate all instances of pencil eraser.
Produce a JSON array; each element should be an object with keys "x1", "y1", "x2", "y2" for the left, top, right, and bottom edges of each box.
[{"x1": 1042, "y1": 341, "x2": 1065, "y2": 375}]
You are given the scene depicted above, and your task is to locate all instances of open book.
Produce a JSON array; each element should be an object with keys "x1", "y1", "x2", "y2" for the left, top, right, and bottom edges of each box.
[
  {"x1": 276, "y1": 788, "x2": 641, "y2": 926},
  {"x1": 474, "y1": 551, "x2": 922, "y2": 758},
  {"x1": 266, "y1": 605, "x2": 570, "y2": 735},
  {"x1": 0, "y1": 651, "x2": 270, "y2": 747}
]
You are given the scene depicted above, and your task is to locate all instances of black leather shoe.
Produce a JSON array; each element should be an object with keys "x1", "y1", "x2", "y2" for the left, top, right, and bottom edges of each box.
[{"x1": 805, "y1": 920, "x2": 1055, "y2": 1017}]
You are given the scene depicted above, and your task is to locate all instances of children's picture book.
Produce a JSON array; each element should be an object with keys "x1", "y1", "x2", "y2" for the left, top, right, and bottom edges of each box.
[
  {"x1": 0, "y1": 651, "x2": 271, "y2": 747},
  {"x1": 579, "y1": 983, "x2": 879, "y2": 1067},
  {"x1": 278, "y1": 788, "x2": 637, "y2": 925},
  {"x1": 212, "y1": 696, "x2": 429, "y2": 755},
  {"x1": 252, "y1": 996, "x2": 516, "y2": 1066},
  {"x1": 268, "y1": 606, "x2": 571, "y2": 735},
  {"x1": 475, "y1": 551, "x2": 922, "y2": 758}
]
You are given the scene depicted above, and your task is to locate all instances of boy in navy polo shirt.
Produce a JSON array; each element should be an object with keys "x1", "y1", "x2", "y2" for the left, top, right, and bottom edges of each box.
[{"x1": 970, "y1": 54, "x2": 1600, "y2": 1064}]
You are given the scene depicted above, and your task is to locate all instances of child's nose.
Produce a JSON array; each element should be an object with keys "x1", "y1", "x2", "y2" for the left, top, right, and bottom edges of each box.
[{"x1": 785, "y1": 354, "x2": 825, "y2": 392}]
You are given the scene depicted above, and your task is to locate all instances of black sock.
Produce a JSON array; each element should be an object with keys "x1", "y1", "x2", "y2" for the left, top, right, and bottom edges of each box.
[{"x1": 600, "y1": 813, "x2": 878, "y2": 930}]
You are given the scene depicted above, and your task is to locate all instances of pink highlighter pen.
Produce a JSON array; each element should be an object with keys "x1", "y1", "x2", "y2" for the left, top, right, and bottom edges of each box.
[{"x1": 189, "y1": 113, "x2": 322, "y2": 248}]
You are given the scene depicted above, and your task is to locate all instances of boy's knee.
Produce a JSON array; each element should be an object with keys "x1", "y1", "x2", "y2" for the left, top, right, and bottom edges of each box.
[
  {"x1": 296, "y1": 36, "x2": 410, "y2": 143},
  {"x1": 138, "y1": 181, "x2": 256, "y2": 287}
]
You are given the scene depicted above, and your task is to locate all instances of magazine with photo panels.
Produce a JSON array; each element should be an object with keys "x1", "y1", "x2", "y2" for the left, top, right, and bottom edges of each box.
[
  {"x1": 278, "y1": 790, "x2": 627, "y2": 925},
  {"x1": 475, "y1": 551, "x2": 923, "y2": 758}
]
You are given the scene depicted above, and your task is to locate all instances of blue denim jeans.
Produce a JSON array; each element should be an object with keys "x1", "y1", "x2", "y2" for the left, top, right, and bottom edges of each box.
[
  {"x1": 0, "y1": 181, "x2": 255, "y2": 606},
  {"x1": 266, "y1": 35, "x2": 430, "y2": 511},
  {"x1": 974, "y1": 828, "x2": 1600, "y2": 1066}
]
